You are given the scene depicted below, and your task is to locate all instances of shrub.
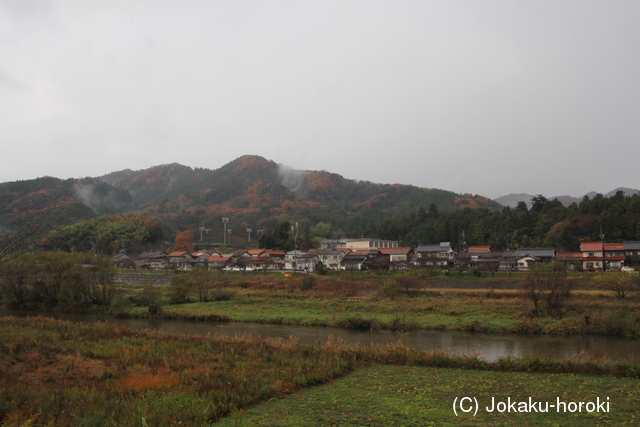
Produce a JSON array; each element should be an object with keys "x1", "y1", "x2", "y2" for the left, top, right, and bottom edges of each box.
[
  {"x1": 300, "y1": 276, "x2": 316, "y2": 291},
  {"x1": 380, "y1": 280, "x2": 401, "y2": 300},
  {"x1": 167, "y1": 276, "x2": 192, "y2": 304},
  {"x1": 315, "y1": 262, "x2": 329, "y2": 275},
  {"x1": 394, "y1": 276, "x2": 428, "y2": 296},
  {"x1": 595, "y1": 273, "x2": 640, "y2": 299},
  {"x1": 210, "y1": 289, "x2": 235, "y2": 301}
]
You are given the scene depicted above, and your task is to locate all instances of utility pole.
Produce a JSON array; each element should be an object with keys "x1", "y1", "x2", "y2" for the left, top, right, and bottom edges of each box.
[
  {"x1": 247, "y1": 228, "x2": 252, "y2": 243},
  {"x1": 222, "y1": 218, "x2": 229, "y2": 246}
]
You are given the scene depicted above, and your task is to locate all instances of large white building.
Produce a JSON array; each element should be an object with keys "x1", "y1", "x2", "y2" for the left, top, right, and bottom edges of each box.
[{"x1": 321, "y1": 238, "x2": 399, "y2": 251}]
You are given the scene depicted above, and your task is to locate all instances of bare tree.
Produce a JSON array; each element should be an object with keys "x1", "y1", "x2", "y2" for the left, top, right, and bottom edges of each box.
[
  {"x1": 0, "y1": 223, "x2": 42, "y2": 266},
  {"x1": 521, "y1": 262, "x2": 572, "y2": 318}
]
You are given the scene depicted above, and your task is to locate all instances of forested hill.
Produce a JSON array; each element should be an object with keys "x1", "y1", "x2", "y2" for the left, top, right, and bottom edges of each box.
[
  {"x1": 376, "y1": 192, "x2": 640, "y2": 251},
  {"x1": 0, "y1": 176, "x2": 133, "y2": 231},
  {"x1": 0, "y1": 155, "x2": 498, "y2": 238},
  {"x1": 96, "y1": 155, "x2": 499, "y2": 237},
  {"x1": 495, "y1": 188, "x2": 640, "y2": 209}
]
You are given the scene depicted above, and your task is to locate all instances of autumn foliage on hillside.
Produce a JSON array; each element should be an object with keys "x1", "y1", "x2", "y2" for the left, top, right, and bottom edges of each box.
[
  {"x1": 455, "y1": 195, "x2": 493, "y2": 210},
  {"x1": 1, "y1": 155, "x2": 502, "y2": 247}
]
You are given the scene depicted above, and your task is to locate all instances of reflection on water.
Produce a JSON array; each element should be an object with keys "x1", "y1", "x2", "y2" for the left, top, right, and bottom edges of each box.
[{"x1": 3, "y1": 310, "x2": 639, "y2": 361}]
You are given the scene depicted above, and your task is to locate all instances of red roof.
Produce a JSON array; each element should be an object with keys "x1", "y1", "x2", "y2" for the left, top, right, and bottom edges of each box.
[
  {"x1": 206, "y1": 255, "x2": 230, "y2": 263},
  {"x1": 167, "y1": 251, "x2": 189, "y2": 257},
  {"x1": 581, "y1": 242, "x2": 603, "y2": 252},
  {"x1": 247, "y1": 249, "x2": 266, "y2": 256},
  {"x1": 266, "y1": 250, "x2": 286, "y2": 256},
  {"x1": 468, "y1": 246, "x2": 491, "y2": 254},
  {"x1": 604, "y1": 243, "x2": 625, "y2": 251}
]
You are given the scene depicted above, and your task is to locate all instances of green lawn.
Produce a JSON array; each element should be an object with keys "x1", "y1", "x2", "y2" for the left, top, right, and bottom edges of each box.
[{"x1": 217, "y1": 365, "x2": 640, "y2": 426}]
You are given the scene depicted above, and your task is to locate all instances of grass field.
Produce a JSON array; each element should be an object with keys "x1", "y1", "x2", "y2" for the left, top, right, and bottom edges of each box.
[
  {"x1": 216, "y1": 365, "x2": 640, "y2": 426},
  {"x1": 122, "y1": 274, "x2": 640, "y2": 336}
]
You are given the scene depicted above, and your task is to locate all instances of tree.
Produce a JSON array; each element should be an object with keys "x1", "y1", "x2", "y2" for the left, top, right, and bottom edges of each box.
[
  {"x1": 311, "y1": 222, "x2": 332, "y2": 238},
  {"x1": 167, "y1": 275, "x2": 193, "y2": 304},
  {"x1": 521, "y1": 262, "x2": 572, "y2": 318},
  {"x1": 427, "y1": 203, "x2": 440, "y2": 219},
  {"x1": 0, "y1": 223, "x2": 41, "y2": 266},
  {"x1": 0, "y1": 253, "x2": 36, "y2": 308},
  {"x1": 174, "y1": 230, "x2": 195, "y2": 252},
  {"x1": 273, "y1": 221, "x2": 293, "y2": 251},
  {"x1": 595, "y1": 272, "x2": 640, "y2": 299},
  {"x1": 0, "y1": 251, "x2": 117, "y2": 309},
  {"x1": 530, "y1": 195, "x2": 549, "y2": 213},
  {"x1": 258, "y1": 231, "x2": 276, "y2": 249},
  {"x1": 298, "y1": 233, "x2": 320, "y2": 251}
]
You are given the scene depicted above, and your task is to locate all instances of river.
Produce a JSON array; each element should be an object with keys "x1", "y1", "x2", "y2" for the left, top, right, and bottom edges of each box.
[{"x1": 2, "y1": 310, "x2": 639, "y2": 362}]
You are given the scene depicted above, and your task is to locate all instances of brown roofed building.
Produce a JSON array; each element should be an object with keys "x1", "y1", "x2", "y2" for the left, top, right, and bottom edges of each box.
[
  {"x1": 468, "y1": 246, "x2": 491, "y2": 254},
  {"x1": 581, "y1": 242, "x2": 604, "y2": 271},
  {"x1": 206, "y1": 255, "x2": 231, "y2": 270}
]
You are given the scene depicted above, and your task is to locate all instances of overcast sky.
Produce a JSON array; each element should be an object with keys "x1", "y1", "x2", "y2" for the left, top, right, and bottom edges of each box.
[{"x1": 1, "y1": 0, "x2": 639, "y2": 199}]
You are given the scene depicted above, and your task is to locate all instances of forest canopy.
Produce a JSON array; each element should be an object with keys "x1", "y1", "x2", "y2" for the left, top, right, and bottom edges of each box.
[{"x1": 376, "y1": 191, "x2": 640, "y2": 251}]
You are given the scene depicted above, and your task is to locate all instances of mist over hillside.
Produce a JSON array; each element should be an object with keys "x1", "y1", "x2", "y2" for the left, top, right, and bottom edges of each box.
[{"x1": 0, "y1": 155, "x2": 499, "y2": 237}]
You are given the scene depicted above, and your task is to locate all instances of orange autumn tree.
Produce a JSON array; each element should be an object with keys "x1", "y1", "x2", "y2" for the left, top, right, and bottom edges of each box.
[{"x1": 174, "y1": 230, "x2": 195, "y2": 252}]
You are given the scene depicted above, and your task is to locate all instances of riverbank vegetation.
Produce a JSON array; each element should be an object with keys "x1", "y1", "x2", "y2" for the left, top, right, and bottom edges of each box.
[
  {"x1": 1, "y1": 316, "x2": 638, "y2": 426},
  {"x1": 0, "y1": 252, "x2": 119, "y2": 311},
  {"x1": 119, "y1": 268, "x2": 640, "y2": 337},
  {"x1": 1, "y1": 252, "x2": 639, "y2": 337}
]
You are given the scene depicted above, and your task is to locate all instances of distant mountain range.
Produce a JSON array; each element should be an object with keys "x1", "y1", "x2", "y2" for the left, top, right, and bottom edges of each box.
[
  {"x1": 494, "y1": 188, "x2": 640, "y2": 209},
  {"x1": 0, "y1": 155, "x2": 499, "y2": 236}
]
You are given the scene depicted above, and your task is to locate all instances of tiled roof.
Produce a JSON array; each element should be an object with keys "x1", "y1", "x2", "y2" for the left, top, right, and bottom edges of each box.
[
  {"x1": 167, "y1": 251, "x2": 189, "y2": 257},
  {"x1": 604, "y1": 243, "x2": 625, "y2": 251},
  {"x1": 206, "y1": 255, "x2": 230, "y2": 263},
  {"x1": 378, "y1": 247, "x2": 413, "y2": 255},
  {"x1": 266, "y1": 250, "x2": 286, "y2": 256},
  {"x1": 515, "y1": 248, "x2": 555, "y2": 258},
  {"x1": 624, "y1": 241, "x2": 640, "y2": 250},
  {"x1": 416, "y1": 244, "x2": 451, "y2": 253},
  {"x1": 581, "y1": 242, "x2": 603, "y2": 252},
  {"x1": 468, "y1": 246, "x2": 491, "y2": 254}
]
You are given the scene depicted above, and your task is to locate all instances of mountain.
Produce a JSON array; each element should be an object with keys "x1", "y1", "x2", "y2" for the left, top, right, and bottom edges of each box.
[
  {"x1": 96, "y1": 155, "x2": 501, "y2": 232},
  {"x1": 0, "y1": 176, "x2": 133, "y2": 232},
  {"x1": 0, "y1": 155, "x2": 500, "y2": 237},
  {"x1": 494, "y1": 187, "x2": 640, "y2": 209}
]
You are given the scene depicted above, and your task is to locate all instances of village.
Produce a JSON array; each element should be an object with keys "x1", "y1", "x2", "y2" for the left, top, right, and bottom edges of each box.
[{"x1": 112, "y1": 238, "x2": 640, "y2": 273}]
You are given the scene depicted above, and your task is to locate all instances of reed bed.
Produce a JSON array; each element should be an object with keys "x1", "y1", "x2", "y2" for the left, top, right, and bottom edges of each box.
[{"x1": 1, "y1": 316, "x2": 639, "y2": 426}]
